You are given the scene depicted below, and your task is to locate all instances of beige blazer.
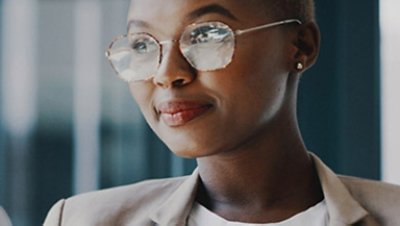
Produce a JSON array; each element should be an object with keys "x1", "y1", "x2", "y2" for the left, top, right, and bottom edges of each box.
[
  {"x1": 43, "y1": 154, "x2": 400, "y2": 226},
  {"x1": 0, "y1": 207, "x2": 12, "y2": 226}
]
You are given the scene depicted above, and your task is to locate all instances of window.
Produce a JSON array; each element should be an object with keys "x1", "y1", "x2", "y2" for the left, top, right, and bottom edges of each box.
[{"x1": 381, "y1": 0, "x2": 400, "y2": 184}]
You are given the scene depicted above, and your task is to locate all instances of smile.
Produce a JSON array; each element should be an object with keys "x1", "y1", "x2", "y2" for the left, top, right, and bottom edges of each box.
[{"x1": 157, "y1": 101, "x2": 213, "y2": 127}]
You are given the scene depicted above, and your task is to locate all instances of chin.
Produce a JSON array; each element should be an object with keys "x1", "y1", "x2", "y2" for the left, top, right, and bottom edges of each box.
[
  {"x1": 165, "y1": 142, "x2": 203, "y2": 158},
  {"x1": 170, "y1": 150, "x2": 200, "y2": 159},
  {"x1": 149, "y1": 118, "x2": 227, "y2": 158},
  {"x1": 162, "y1": 136, "x2": 216, "y2": 159}
]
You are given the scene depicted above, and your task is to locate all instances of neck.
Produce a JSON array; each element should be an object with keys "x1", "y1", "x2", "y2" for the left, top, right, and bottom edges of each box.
[{"x1": 195, "y1": 113, "x2": 323, "y2": 223}]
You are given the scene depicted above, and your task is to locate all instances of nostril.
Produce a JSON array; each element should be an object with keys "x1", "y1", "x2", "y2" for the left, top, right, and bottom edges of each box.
[
  {"x1": 154, "y1": 77, "x2": 191, "y2": 89},
  {"x1": 172, "y1": 78, "x2": 186, "y2": 87},
  {"x1": 153, "y1": 70, "x2": 195, "y2": 88}
]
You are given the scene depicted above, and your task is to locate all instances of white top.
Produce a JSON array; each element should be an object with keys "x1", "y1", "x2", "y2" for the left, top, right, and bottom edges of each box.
[{"x1": 187, "y1": 200, "x2": 329, "y2": 226}]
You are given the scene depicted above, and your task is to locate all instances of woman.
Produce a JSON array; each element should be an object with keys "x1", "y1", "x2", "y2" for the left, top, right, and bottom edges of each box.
[{"x1": 44, "y1": 0, "x2": 400, "y2": 225}]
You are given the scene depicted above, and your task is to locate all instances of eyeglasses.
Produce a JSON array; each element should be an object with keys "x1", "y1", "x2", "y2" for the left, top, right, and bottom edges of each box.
[{"x1": 105, "y1": 19, "x2": 302, "y2": 82}]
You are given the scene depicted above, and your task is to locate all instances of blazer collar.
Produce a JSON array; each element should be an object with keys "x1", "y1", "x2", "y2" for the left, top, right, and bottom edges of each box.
[{"x1": 149, "y1": 153, "x2": 372, "y2": 226}]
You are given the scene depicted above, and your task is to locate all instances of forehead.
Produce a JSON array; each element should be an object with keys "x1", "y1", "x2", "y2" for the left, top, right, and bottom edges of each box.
[{"x1": 127, "y1": 0, "x2": 271, "y2": 32}]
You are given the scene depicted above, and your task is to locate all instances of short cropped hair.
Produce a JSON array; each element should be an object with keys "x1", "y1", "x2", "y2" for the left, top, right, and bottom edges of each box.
[{"x1": 267, "y1": 0, "x2": 316, "y2": 23}]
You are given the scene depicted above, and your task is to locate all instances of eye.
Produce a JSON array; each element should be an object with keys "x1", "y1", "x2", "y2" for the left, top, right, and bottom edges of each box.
[
  {"x1": 189, "y1": 23, "x2": 231, "y2": 44},
  {"x1": 130, "y1": 36, "x2": 158, "y2": 54},
  {"x1": 132, "y1": 40, "x2": 147, "y2": 53}
]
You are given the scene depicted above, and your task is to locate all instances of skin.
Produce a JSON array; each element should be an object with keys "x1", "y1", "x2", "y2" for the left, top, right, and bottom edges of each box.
[{"x1": 127, "y1": 0, "x2": 322, "y2": 223}]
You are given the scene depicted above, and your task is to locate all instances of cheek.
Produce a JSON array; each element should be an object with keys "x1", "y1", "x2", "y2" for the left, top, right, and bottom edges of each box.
[
  {"x1": 221, "y1": 46, "x2": 286, "y2": 100},
  {"x1": 234, "y1": 31, "x2": 288, "y2": 74},
  {"x1": 208, "y1": 42, "x2": 288, "y2": 124}
]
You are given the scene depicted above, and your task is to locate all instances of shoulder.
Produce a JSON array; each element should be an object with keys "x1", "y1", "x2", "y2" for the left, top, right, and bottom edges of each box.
[
  {"x1": 339, "y1": 175, "x2": 400, "y2": 224},
  {"x1": 0, "y1": 207, "x2": 11, "y2": 226},
  {"x1": 67, "y1": 176, "x2": 188, "y2": 206},
  {"x1": 339, "y1": 175, "x2": 400, "y2": 204},
  {"x1": 44, "y1": 176, "x2": 188, "y2": 226}
]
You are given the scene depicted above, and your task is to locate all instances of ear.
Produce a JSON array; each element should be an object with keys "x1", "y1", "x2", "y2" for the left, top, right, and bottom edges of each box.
[{"x1": 290, "y1": 22, "x2": 320, "y2": 73}]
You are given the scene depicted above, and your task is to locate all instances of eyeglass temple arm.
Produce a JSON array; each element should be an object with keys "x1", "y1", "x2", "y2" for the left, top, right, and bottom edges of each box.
[{"x1": 235, "y1": 19, "x2": 302, "y2": 36}]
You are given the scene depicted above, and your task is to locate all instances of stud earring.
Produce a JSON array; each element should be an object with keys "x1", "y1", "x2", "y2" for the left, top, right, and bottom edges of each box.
[{"x1": 296, "y1": 62, "x2": 304, "y2": 71}]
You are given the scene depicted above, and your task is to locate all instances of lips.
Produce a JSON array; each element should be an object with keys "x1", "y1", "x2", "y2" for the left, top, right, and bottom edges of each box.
[{"x1": 157, "y1": 100, "x2": 213, "y2": 127}]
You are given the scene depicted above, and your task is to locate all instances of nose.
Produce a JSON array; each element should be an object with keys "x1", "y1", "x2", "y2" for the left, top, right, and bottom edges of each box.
[{"x1": 152, "y1": 42, "x2": 195, "y2": 89}]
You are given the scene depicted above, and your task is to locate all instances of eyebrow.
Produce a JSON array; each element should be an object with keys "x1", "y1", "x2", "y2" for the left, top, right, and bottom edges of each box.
[
  {"x1": 127, "y1": 4, "x2": 238, "y2": 32},
  {"x1": 127, "y1": 20, "x2": 151, "y2": 32},
  {"x1": 186, "y1": 4, "x2": 238, "y2": 21}
]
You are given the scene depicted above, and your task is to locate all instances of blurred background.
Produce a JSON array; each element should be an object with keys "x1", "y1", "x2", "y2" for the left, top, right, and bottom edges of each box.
[{"x1": 0, "y1": 0, "x2": 399, "y2": 225}]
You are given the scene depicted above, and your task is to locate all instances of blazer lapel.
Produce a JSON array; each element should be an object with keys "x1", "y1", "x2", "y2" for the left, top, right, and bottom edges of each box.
[
  {"x1": 149, "y1": 169, "x2": 200, "y2": 226},
  {"x1": 310, "y1": 153, "x2": 380, "y2": 226}
]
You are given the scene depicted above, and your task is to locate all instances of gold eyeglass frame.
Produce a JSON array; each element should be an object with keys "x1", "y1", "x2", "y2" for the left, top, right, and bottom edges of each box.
[{"x1": 105, "y1": 19, "x2": 302, "y2": 82}]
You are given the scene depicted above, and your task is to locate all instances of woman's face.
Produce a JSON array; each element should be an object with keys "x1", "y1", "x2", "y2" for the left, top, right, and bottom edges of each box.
[{"x1": 127, "y1": 0, "x2": 298, "y2": 157}]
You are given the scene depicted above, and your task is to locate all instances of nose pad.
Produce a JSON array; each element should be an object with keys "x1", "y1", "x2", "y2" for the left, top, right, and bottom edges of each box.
[{"x1": 152, "y1": 43, "x2": 195, "y2": 88}]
